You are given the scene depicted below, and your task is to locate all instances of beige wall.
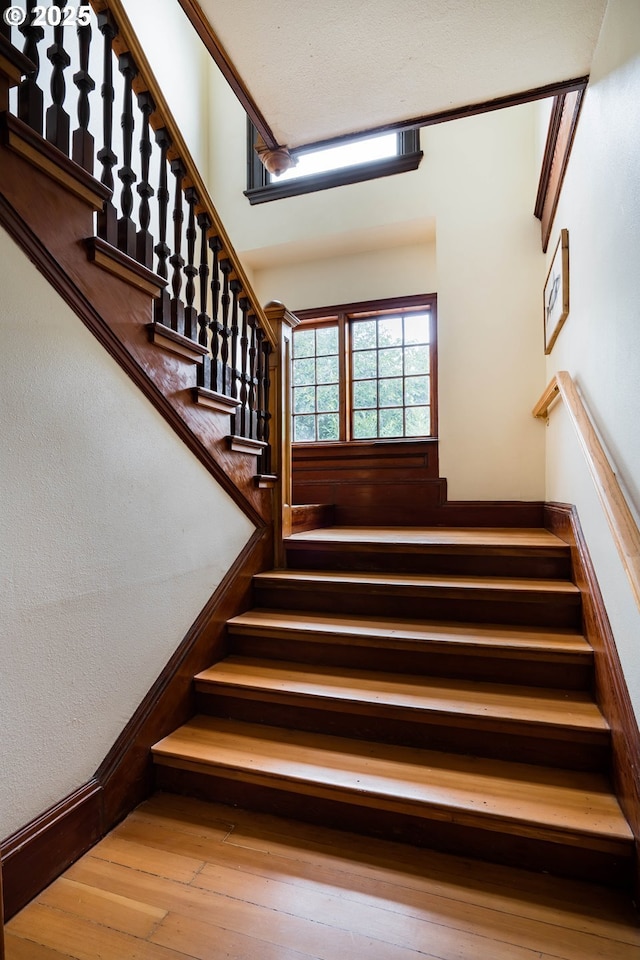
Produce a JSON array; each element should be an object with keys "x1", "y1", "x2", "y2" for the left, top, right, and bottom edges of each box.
[
  {"x1": 0, "y1": 229, "x2": 254, "y2": 839},
  {"x1": 541, "y1": 0, "x2": 640, "y2": 721},
  {"x1": 426, "y1": 107, "x2": 545, "y2": 500},
  {"x1": 206, "y1": 80, "x2": 546, "y2": 502}
]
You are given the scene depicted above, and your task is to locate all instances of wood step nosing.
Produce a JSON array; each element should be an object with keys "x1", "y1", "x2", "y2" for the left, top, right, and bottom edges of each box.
[
  {"x1": 151, "y1": 751, "x2": 632, "y2": 856},
  {"x1": 254, "y1": 576, "x2": 582, "y2": 604},
  {"x1": 195, "y1": 677, "x2": 609, "y2": 739},
  {"x1": 226, "y1": 621, "x2": 593, "y2": 662}
]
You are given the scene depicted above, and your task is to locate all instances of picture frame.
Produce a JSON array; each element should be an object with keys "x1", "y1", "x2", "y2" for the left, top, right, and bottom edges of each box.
[{"x1": 543, "y1": 228, "x2": 569, "y2": 354}]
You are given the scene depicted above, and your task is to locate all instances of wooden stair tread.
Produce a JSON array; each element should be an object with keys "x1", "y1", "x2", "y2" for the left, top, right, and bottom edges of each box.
[
  {"x1": 286, "y1": 526, "x2": 569, "y2": 553},
  {"x1": 255, "y1": 569, "x2": 581, "y2": 597},
  {"x1": 228, "y1": 609, "x2": 591, "y2": 656},
  {"x1": 195, "y1": 657, "x2": 608, "y2": 733},
  {"x1": 152, "y1": 717, "x2": 632, "y2": 850}
]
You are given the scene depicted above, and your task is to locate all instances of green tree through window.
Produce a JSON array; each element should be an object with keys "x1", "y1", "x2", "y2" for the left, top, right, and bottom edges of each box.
[{"x1": 292, "y1": 296, "x2": 437, "y2": 443}]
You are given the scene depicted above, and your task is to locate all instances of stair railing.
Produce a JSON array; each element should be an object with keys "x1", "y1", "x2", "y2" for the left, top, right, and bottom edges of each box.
[
  {"x1": 534, "y1": 371, "x2": 640, "y2": 609},
  {"x1": 1, "y1": 0, "x2": 279, "y2": 480}
]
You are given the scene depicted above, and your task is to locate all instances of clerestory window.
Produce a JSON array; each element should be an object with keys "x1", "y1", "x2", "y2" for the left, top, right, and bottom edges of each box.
[
  {"x1": 292, "y1": 295, "x2": 437, "y2": 444},
  {"x1": 245, "y1": 122, "x2": 422, "y2": 204}
]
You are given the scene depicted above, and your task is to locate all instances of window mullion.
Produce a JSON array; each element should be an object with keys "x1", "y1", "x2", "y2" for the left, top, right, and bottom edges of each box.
[{"x1": 339, "y1": 313, "x2": 350, "y2": 441}]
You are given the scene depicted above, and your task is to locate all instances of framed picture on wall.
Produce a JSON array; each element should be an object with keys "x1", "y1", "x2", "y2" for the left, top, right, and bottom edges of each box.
[{"x1": 543, "y1": 228, "x2": 569, "y2": 354}]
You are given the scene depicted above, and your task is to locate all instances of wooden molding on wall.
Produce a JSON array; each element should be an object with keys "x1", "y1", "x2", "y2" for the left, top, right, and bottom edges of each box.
[
  {"x1": 544, "y1": 503, "x2": 640, "y2": 893},
  {"x1": 0, "y1": 527, "x2": 273, "y2": 921},
  {"x1": 298, "y1": 77, "x2": 591, "y2": 153},
  {"x1": 170, "y1": 1, "x2": 589, "y2": 160},
  {"x1": 1, "y1": 783, "x2": 103, "y2": 922},
  {"x1": 173, "y1": 0, "x2": 279, "y2": 151},
  {"x1": 535, "y1": 86, "x2": 586, "y2": 251}
]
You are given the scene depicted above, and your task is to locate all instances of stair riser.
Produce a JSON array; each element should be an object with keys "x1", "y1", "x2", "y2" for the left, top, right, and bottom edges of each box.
[
  {"x1": 229, "y1": 634, "x2": 593, "y2": 689},
  {"x1": 253, "y1": 584, "x2": 582, "y2": 628},
  {"x1": 196, "y1": 690, "x2": 609, "y2": 771},
  {"x1": 155, "y1": 766, "x2": 632, "y2": 888},
  {"x1": 285, "y1": 546, "x2": 572, "y2": 580}
]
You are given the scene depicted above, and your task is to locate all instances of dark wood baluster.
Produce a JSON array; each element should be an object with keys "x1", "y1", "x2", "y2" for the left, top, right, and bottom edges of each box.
[
  {"x1": 260, "y1": 338, "x2": 273, "y2": 474},
  {"x1": 169, "y1": 158, "x2": 186, "y2": 334},
  {"x1": 183, "y1": 187, "x2": 198, "y2": 340},
  {"x1": 219, "y1": 259, "x2": 232, "y2": 395},
  {"x1": 46, "y1": 0, "x2": 71, "y2": 154},
  {"x1": 96, "y1": 11, "x2": 118, "y2": 246},
  {"x1": 196, "y1": 211, "x2": 211, "y2": 389},
  {"x1": 117, "y1": 52, "x2": 138, "y2": 258},
  {"x1": 153, "y1": 126, "x2": 171, "y2": 325},
  {"x1": 136, "y1": 90, "x2": 155, "y2": 268},
  {"x1": 256, "y1": 324, "x2": 264, "y2": 440},
  {"x1": 229, "y1": 279, "x2": 241, "y2": 430},
  {"x1": 208, "y1": 236, "x2": 222, "y2": 391},
  {"x1": 255, "y1": 326, "x2": 265, "y2": 445},
  {"x1": 18, "y1": 2, "x2": 44, "y2": 134},
  {"x1": 238, "y1": 297, "x2": 250, "y2": 438},
  {"x1": 72, "y1": 19, "x2": 94, "y2": 172},
  {"x1": 247, "y1": 311, "x2": 258, "y2": 439}
]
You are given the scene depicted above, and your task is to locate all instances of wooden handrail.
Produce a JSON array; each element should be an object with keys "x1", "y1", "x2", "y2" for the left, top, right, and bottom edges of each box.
[
  {"x1": 4, "y1": 1, "x2": 283, "y2": 519},
  {"x1": 90, "y1": 0, "x2": 277, "y2": 349},
  {"x1": 534, "y1": 371, "x2": 640, "y2": 609}
]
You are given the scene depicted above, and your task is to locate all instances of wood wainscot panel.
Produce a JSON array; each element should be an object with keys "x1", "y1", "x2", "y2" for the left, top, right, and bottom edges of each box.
[
  {"x1": 292, "y1": 439, "x2": 444, "y2": 526},
  {"x1": 0, "y1": 528, "x2": 273, "y2": 921},
  {"x1": 545, "y1": 503, "x2": 640, "y2": 896},
  {"x1": 292, "y1": 440, "x2": 544, "y2": 527}
]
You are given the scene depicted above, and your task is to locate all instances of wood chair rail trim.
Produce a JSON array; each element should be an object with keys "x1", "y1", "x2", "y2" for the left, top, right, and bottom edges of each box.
[{"x1": 534, "y1": 372, "x2": 640, "y2": 611}]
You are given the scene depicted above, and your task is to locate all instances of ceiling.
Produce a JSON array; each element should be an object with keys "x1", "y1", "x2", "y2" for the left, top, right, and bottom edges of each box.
[{"x1": 186, "y1": 0, "x2": 607, "y2": 150}]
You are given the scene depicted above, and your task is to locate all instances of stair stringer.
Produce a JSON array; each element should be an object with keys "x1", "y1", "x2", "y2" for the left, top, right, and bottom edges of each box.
[
  {"x1": 546, "y1": 503, "x2": 640, "y2": 900},
  {"x1": 0, "y1": 124, "x2": 270, "y2": 528}
]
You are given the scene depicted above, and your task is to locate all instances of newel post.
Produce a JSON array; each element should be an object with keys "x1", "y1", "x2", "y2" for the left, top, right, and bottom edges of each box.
[{"x1": 264, "y1": 301, "x2": 301, "y2": 567}]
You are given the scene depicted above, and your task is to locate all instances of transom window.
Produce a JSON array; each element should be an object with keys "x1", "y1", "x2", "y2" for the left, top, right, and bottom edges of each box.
[
  {"x1": 292, "y1": 296, "x2": 437, "y2": 443},
  {"x1": 246, "y1": 122, "x2": 422, "y2": 205}
]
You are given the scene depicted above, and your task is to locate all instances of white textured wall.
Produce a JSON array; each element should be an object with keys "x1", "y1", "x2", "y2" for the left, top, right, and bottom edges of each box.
[
  {"x1": 541, "y1": 0, "x2": 640, "y2": 722},
  {"x1": 0, "y1": 229, "x2": 255, "y2": 839}
]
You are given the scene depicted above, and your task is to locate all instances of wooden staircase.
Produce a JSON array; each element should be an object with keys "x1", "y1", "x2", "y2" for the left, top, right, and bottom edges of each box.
[{"x1": 152, "y1": 526, "x2": 635, "y2": 887}]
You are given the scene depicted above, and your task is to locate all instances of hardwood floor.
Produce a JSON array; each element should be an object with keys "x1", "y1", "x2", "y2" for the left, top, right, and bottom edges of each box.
[{"x1": 5, "y1": 793, "x2": 639, "y2": 960}]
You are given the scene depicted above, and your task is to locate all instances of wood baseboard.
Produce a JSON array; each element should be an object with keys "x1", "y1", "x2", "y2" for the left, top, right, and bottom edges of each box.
[
  {"x1": 544, "y1": 503, "x2": 640, "y2": 896},
  {"x1": 1, "y1": 782, "x2": 102, "y2": 921},
  {"x1": 0, "y1": 527, "x2": 272, "y2": 921}
]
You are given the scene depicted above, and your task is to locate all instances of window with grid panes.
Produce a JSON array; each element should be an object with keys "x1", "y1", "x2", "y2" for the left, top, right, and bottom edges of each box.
[{"x1": 292, "y1": 296, "x2": 437, "y2": 443}]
